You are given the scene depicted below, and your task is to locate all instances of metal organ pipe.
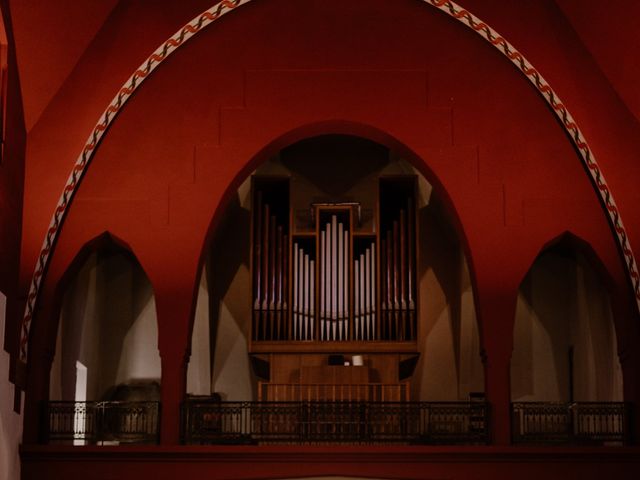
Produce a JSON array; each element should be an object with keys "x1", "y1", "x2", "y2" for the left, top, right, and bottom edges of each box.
[
  {"x1": 360, "y1": 253, "x2": 365, "y2": 340},
  {"x1": 370, "y1": 243, "x2": 375, "y2": 339},
  {"x1": 252, "y1": 199, "x2": 288, "y2": 341},
  {"x1": 378, "y1": 201, "x2": 416, "y2": 341},
  {"x1": 304, "y1": 250, "x2": 309, "y2": 340},
  {"x1": 317, "y1": 215, "x2": 353, "y2": 341},
  {"x1": 386, "y1": 230, "x2": 392, "y2": 340},
  {"x1": 292, "y1": 241, "x2": 315, "y2": 341},
  {"x1": 269, "y1": 215, "x2": 276, "y2": 338},
  {"x1": 293, "y1": 243, "x2": 299, "y2": 340},
  {"x1": 364, "y1": 249, "x2": 370, "y2": 340},
  {"x1": 253, "y1": 193, "x2": 263, "y2": 341},
  {"x1": 320, "y1": 231, "x2": 325, "y2": 341},
  {"x1": 353, "y1": 240, "x2": 375, "y2": 341},
  {"x1": 331, "y1": 217, "x2": 337, "y2": 339},
  {"x1": 307, "y1": 256, "x2": 316, "y2": 340},
  {"x1": 407, "y1": 199, "x2": 415, "y2": 339},
  {"x1": 282, "y1": 233, "x2": 288, "y2": 339},
  {"x1": 344, "y1": 228, "x2": 349, "y2": 340},
  {"x1": 276, "y1": 226, "x2": 282, "y2": 340},
  {"x1": 354, "y1": 257, "x2": 360, "y2": 340}
]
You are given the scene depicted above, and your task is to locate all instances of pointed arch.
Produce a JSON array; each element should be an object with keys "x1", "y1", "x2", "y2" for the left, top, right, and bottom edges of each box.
[
  {"x1": 50, "y1": 231, "x2": 161, "y2": 403},
  {"x1": 512, "y1": 230, "x2": 623, "y2": 403},
  {"x1": 17, "y1": 0, "x2": 639, "y2": 380}
]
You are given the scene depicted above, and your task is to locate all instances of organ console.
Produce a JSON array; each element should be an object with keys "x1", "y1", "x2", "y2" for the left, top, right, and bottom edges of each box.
[{"x1": 250, "y1": 175, "x2": 419, "y2": 401}]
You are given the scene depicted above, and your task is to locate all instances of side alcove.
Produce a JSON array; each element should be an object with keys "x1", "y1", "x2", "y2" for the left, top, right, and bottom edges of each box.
[
  {"x1": 511, "y1": 234, "x2": 625, "y2": 444},
  {"x1": 48, "y1": 235, "x2": 161, "y2": 444}
]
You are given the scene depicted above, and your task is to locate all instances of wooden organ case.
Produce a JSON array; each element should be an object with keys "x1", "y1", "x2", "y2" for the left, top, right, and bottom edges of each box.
[{"x1": 250, "y1": 176, "x2": 419, "y2": 403}]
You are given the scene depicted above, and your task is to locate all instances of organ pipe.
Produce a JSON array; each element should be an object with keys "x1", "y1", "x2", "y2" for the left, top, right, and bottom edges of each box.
[
  {"x1": 318, "y1": 214, "x2": 353, "y2": 341},
  {"x1": 407, "y1": 199, "x2": 415, "y2": 339},
  {"x1": 252, "y1": 198, "x2": 288, "y2": 341},
  {"x1": 353, "y1": 253, "x2": 360, "y2": 340},
  {"x1": 353, "y1": 241, "x2": 375, "y2": 340},
  {"x1": 292, "y1": 241, "x2": 315, "y2": 340},
  {"x1": 344, "y1": 229, "x2": 350, "y2": 339},
  {"x1": 253, "y1": 192, "x2": 263, "y2": 341},
  {"x1": 379, "y1": 199, "x2": 416, "y2": 341}
]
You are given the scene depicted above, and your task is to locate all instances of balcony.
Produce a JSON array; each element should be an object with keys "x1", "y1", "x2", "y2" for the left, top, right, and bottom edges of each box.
[
  {"x1": 181, "y1": 400, "x2": 489, "y2": 445},
  {"x1": 41, "y1": 399, "x2": 488, "y2": 445},
  {"x1": 43, "y1": 401, "x2": 160, "y2": 445},
  {"x1": 183, "y1": 401, "x2": 488, "y2": 445},
  {"x1": 511, "y1": 402, "x2": 631, "y2": 445},
  {"x1": 41, "y1": 400, "x2": 633, "y2": 447}
]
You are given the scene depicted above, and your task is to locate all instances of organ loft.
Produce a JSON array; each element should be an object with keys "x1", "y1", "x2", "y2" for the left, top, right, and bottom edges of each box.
[
  {"x1": 249, "y1": 173, "x2": 420, "y2": 403},
  {"x1": 7, "y1": 1, "x2": 640, "y2": 478}
]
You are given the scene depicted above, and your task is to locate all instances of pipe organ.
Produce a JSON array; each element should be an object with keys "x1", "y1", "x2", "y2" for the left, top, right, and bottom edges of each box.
[
  {"x1": 250, "y1": 175, "x2": 417, "y2": 346},
  {"x1": 250, "y1": 174, "x2": 419, "y2": 403}
]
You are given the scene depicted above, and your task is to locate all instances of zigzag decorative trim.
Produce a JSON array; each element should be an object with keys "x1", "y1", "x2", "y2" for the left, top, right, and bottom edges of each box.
[{"x1": 18, "y1": 0, "x2": 640, "y2": 365}]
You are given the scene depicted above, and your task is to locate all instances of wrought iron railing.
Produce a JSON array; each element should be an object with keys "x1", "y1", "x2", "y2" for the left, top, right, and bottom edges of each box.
[
  {"x1": 181, "y1": 400, "x2": 489, "y2": 445},
  {"x1": 511, "y1": 402, "x2": 631, "y2": 445},
  {"x1": 43, "y1": 401, "x2": 160, "y2": 444}
]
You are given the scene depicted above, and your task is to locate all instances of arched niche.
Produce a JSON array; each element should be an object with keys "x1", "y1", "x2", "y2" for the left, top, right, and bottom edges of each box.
[
  {"x1": 415, "y1": 193, "x2": 484, "y2": 401},
  {"x1": 511, "y1": 233, "x2": 623, "y2": 402},
  {"x1": 187, "y1": 190, "x2": 253, "y2": 400},
  {"x1": 186, "y1": 134, "x2": 484, "y2": 401},
  {"x1": 49, "y1": 234, "x2": 161, "y2": 403}
]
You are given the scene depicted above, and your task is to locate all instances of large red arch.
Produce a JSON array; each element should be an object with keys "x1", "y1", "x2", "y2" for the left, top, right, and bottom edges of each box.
[
  {"x1": 16, "y1": 0, "x2": 638, "y2": 382},
  {"x1": 194, "y1": 118, "x2": 483, "y2": 339}
]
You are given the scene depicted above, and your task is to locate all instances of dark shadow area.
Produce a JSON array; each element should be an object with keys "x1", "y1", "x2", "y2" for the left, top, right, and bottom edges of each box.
[
  {"x1": 207, "y1": 192, "x2": 252, "y2": 395},
  {"x1": 513, "y1": 232, "x2": 622, "y2": 402},
  {"x1": 281, "y1": 134, "x2": 389, "y2": 196},
  {"x1": 418, "y1": 196, "x2": 463, "y2": 371}
]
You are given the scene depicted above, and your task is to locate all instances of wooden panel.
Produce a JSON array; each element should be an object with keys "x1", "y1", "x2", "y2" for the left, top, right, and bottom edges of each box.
[
  {"x1": 264, "y1": 353, "x2": 410, "y2": 386},
  {"x1": 299, "y1": 366, "x2": 370, "y2": 384},
  {"x1": 259, "y1": 382, "x2": 409, "y2": 402},
  {"x1": 250, "y1": 341, "x2": 418, "y2": 354}
]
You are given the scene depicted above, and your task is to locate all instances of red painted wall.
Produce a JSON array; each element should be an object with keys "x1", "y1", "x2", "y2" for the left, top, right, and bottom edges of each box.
[
  {"x1": 556, "y1": 0, "x2": 640, "y2": 124},
  {"x1": 10, "y1": 0, "x2": 640, "y2": 452},
  {"x1": 0, "y1": 0, "x2": 26, "y2": 376}
]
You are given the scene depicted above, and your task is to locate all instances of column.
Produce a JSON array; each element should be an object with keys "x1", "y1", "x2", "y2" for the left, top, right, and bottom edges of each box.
[
  {"x1": 155, "y1": 291, "x2": 193, "y2": 445},
  {"x1": 159, "y1": 348, "x2": 189, "y2": 445},
  {"x1": 22, "y1": 300, "x2": 58, "y2": 444},
  {"x1": 619, "y1": 348, "x2": 640, "y2": 444},
  {"x1": 612, "y1": 292, "x2": 640, "y2": 445},
  {"x1": 478, "y1": 292, "x2": 517, "y2": 445}
]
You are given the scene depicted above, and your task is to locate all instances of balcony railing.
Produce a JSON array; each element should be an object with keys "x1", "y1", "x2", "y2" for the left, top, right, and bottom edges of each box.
[
  {"x1": 511, "y1": 402, "x2": 631, "y2": 445},
  {"x1": 181, "y1": 400, "x2": 489, "y2": 445},
  {"x1": 43, "y1": 401, "x2": 160, "y2": 445},
  {"x1": 42, "y1": 400, "x2": 630, "y2": 446}
]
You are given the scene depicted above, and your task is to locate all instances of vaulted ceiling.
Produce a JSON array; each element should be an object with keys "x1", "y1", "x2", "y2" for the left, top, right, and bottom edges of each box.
[
  {"x1": 7, "y1": 0, "x2": 640, "y2": 132},
  {"x1": 9, "y1": 0, "x2": 119, "y2": 131},
  {"x1": 556, "y1": 0, "x2": 640, "y2": 124}
]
